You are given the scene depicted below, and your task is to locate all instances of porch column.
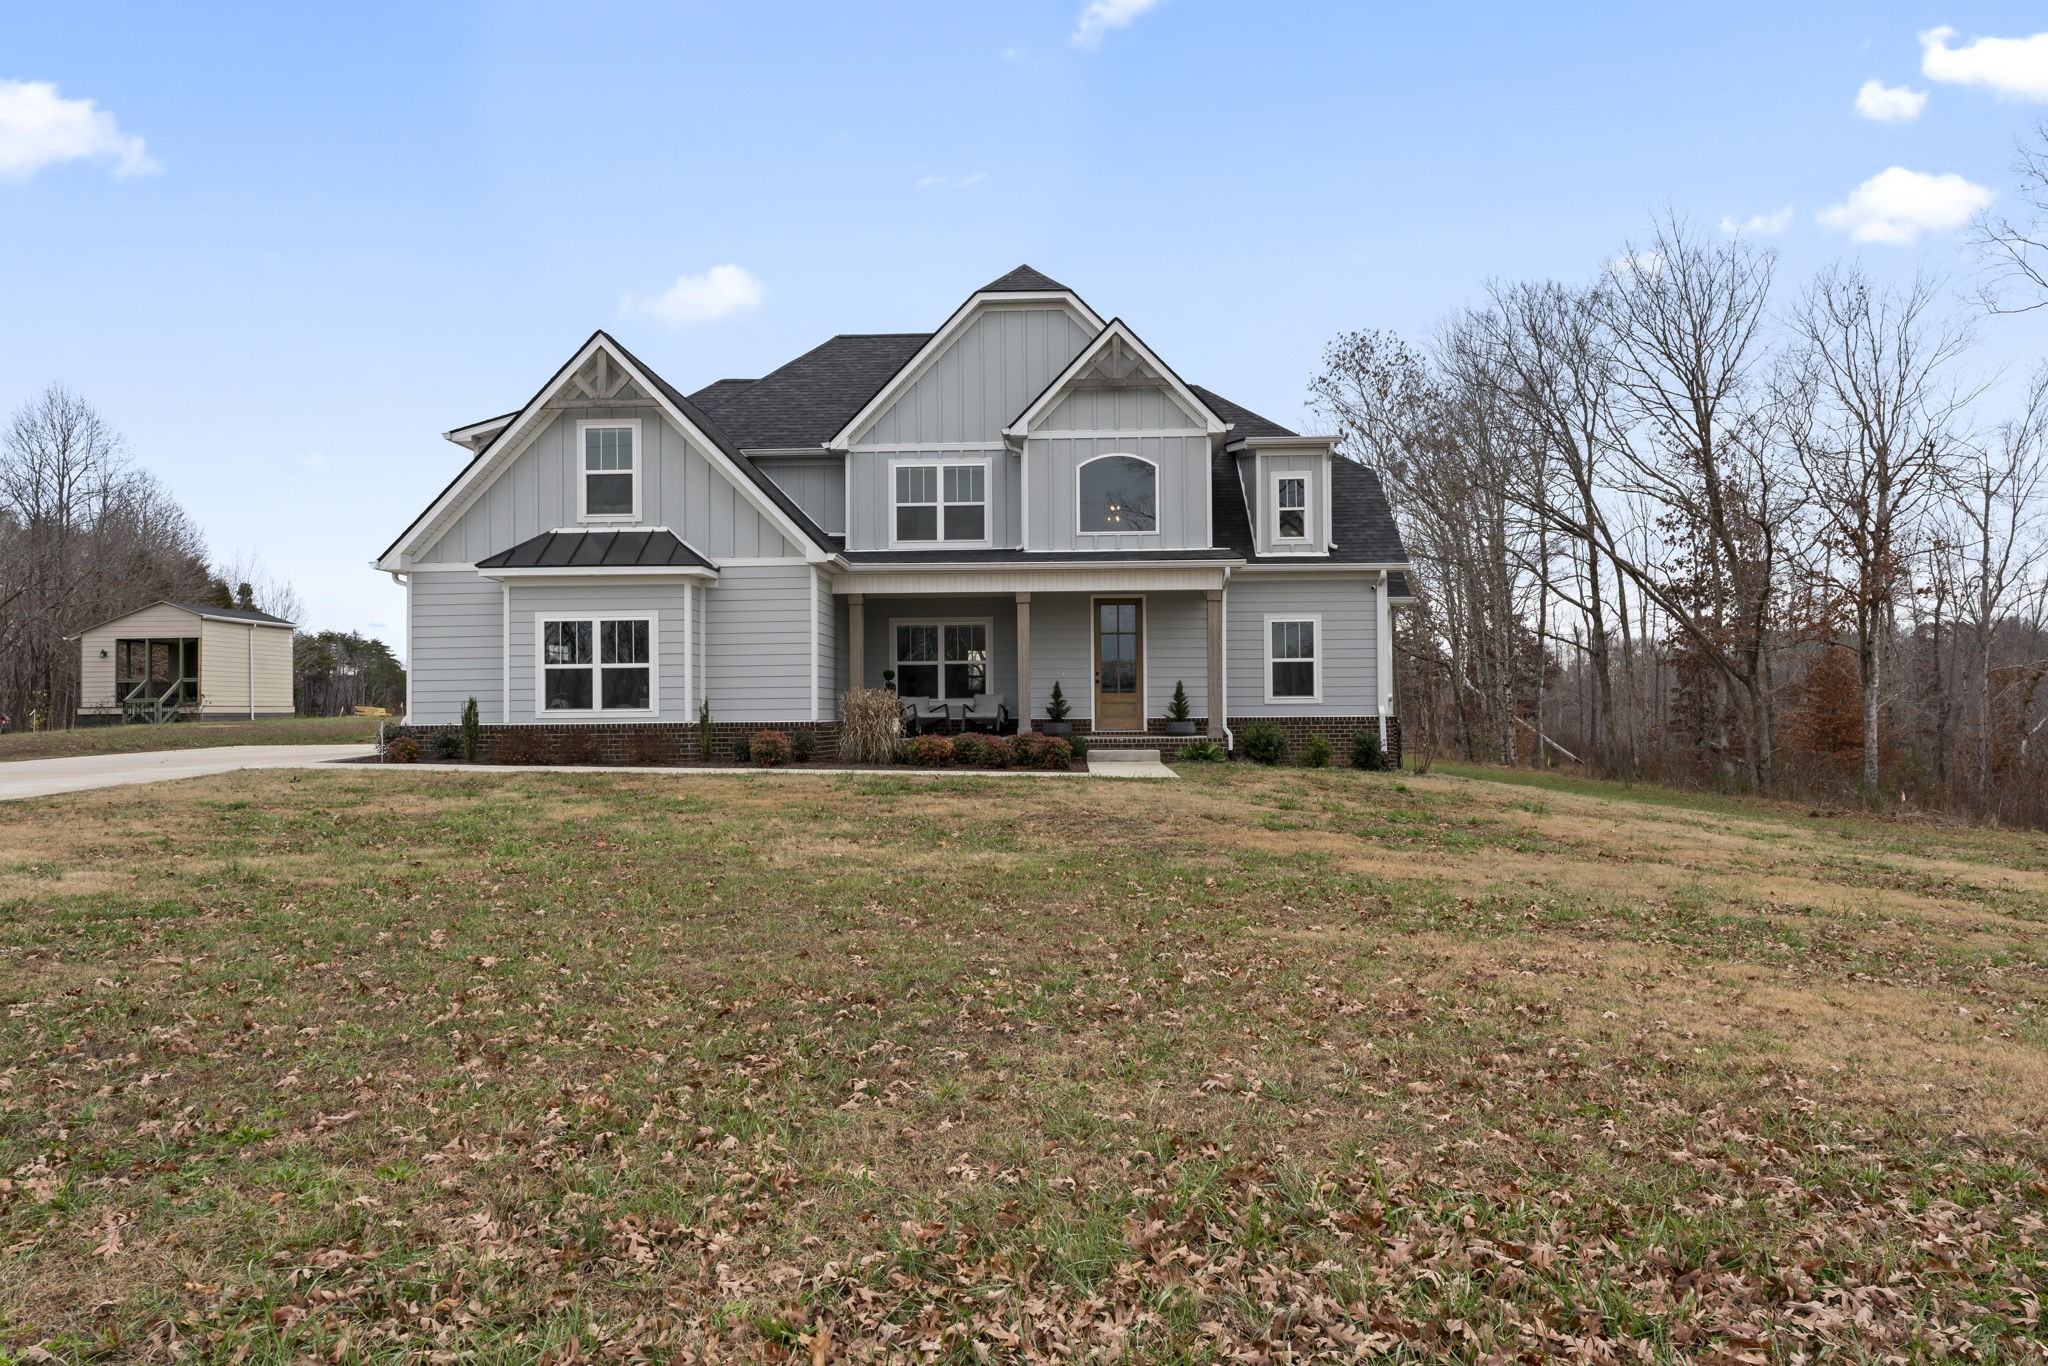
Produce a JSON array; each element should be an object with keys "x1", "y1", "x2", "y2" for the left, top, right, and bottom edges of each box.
[
  {"x1": 1206, "y1": 589, "x2": 1226, "y2": 741},
  {"x1": 1014, "y1": 593, "x2": 1033, "y2": 734},
  {"x1": 847, "y1": 594, "x2": 865, "y2": 691}
]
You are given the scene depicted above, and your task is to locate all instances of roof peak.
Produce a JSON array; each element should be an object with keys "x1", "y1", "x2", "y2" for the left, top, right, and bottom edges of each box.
[{"x1": 979, "y1": 264, "x2": 1071, "y2": 294}]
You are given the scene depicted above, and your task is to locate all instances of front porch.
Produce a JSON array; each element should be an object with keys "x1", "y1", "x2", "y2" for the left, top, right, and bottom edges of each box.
[{"x1": 841, "y1": 588, "x2": 1226, "y2": 745}]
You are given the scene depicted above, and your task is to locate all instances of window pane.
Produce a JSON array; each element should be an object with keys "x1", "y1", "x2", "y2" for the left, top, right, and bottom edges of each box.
[
  {"x1": 585, "y1": 426, "x2": 633, "y2": 470},
  {"x1": 943, "y1": 504, "x2": 985, "y2": 541},
  {"x1": 1297, "y1": 620, "x2": 1315, "y2": 657},
  {"x1": 943, "y1": 624, "x2": 986, "y2": 662},
  {"x1": 896, "y1": 505, "x2": 938, "y2": 541},
  {"x1": 601, "y1": 619, "x2": 648, "y2": 665},
  {"x1": 544, "y1": 667, "x2": 593, "y2": 710},
  {"x1": 544, "y1": 620, "x2": 591, "y2": 665},
  {"x1": 1278, "y1": 477, "x2": 1305, "y2": 508},
  {"x1": 601, "y1": 666, "x2": 650, "y2": 710},
  {"x1": 943, "y1": 465, "x2": 984, "y2": 502},
  {"x1": 1099, "y1": 603, "x2": 1119, "y2": 631},
  {"x1": 897, "y1": 664, "x2": 938, "y2": 698},
  {"x1": 1078, "y1": 456, "x2": 1157, "y2": 532},
  {"x1": 897, "y1": 625, "x2": 938, "y2": 663},
  {"x1": 1117, "y1": 604, "x2": 1136, "y2": 632},
  {"x1": 586, "y1": 471, "x2": 634, "y2": 515},
  {"x1": 1279, "y1": 508, "x2": 1307, "y2": 539},
  {"x1": 896, "y1": 465, "x2": 936, "y2": 503},
  {"x1": 1273, "y1": 661, "x2": 1315, "y2": 697},
  {"x1": 944, "y1": 662, "x2": 987, "y2": 697}
]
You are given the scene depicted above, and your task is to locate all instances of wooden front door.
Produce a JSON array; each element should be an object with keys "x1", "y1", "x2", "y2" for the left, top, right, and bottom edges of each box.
[{"x1": 1094, "y1": 599, "x2": 1144, "y2": 731}]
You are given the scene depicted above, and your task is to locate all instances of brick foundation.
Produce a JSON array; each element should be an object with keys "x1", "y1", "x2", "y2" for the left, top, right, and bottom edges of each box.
[
  {"x1": 391, "y1": 721, "x2": 841, "y2": 766},
  {"x1": 1223, "y1": 715, "x2": 1403, "y2": 767},
  {"x1": 1052, "y1": 717, "x2": 1213, "y2": 749}
]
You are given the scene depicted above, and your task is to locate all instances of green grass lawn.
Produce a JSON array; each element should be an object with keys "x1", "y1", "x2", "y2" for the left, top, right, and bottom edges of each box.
[
  {"x1": 0, "y1": 764, "x2": 2042, "y2": 1361},
  {"x1": 0, "y1": 715, "x2": 381, "y2": 762}
]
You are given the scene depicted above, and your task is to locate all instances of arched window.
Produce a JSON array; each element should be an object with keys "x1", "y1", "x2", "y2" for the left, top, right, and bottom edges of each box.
[{"x1": 1077, "y1": 454, "x2": 1158, "y2": 534}]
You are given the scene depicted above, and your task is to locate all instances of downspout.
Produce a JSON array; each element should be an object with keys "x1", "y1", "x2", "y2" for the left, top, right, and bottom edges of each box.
[{"x1": 389, "y1": 571, "x2": 411, "y2": 722}]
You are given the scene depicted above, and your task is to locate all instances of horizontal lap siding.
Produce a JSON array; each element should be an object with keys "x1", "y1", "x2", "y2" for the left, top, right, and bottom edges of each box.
[
  {"x1": 1225, "y1": 575, "x2": 1377, "y2": 717},
  {"x1": 411, "y1": 571, "x2": 504, "y2": 724},
  {"x1": 507, "y1": 582, "x2": 692, "y2": 722},
  {"x1": 1028, "y1": 594, "x2": 1093, "y2": 722},
  {"x1": 813, "y1": 570, "x2": 836, "y2": 720},
  {"x1": 1144, "y1": 593, "x2": 1209, "y2": 720},
  {"x1": 76, "y1": 604, "x2": 204, "y2": 712},
  {"x1": 703, "y1": 566, "x2": 813, "y2": 722},
  {"x1": 424, "y1": 408, "x2": 795, "y2": 563},
  {"x1": 199, "y1": 620, "x2": 252, "y2": 715}
]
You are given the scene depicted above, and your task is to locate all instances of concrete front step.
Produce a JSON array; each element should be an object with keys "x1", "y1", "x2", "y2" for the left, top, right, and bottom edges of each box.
[{"x1": 1087, "y1": 747, "x2": 1161, "y2": 764}]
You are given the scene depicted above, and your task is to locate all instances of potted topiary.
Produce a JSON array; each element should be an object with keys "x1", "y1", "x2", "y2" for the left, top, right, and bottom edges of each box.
[
  {"x1": 1165, "y1": 680, "x2": 1196, "y2": 736},
  {"x1": 1043, "y1": 680, "x2": 1074, "y2": 737}
]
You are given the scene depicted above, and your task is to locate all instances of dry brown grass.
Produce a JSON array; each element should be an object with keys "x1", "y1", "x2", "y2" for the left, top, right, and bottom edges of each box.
[{"x1": 0, "y1": 763, "x2": 2043, "y2": 1362}]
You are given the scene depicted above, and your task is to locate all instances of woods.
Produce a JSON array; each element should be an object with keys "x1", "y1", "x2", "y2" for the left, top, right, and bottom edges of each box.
[{"x1": 1317, "y1": 189, "x2": 2048, "y2": 824}]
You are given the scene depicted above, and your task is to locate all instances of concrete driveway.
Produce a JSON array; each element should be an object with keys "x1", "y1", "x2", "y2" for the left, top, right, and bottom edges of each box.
[{"x1": 0, "y1": 744, "x2": 376, "y2": 801}]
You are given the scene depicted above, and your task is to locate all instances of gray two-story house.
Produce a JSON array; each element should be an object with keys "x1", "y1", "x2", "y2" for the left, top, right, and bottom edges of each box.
[{"x1": 376, "y1": 267, "x2": 1412, "y2": 758}]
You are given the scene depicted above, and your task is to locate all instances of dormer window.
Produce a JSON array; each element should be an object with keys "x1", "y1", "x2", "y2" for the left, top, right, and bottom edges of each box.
[
  {"x1": 1078, "y1": 454, "x2": 1158, "y2": 535},
  {"x1": 1273, "y1": 474, "x2": 1310, "y2": 544},
  {"x1": 892, "y1": 459, "x2": 988, "y2": 546},
  {"x1": 578, "y1": 420, "x2": 640, "y2": 522}
]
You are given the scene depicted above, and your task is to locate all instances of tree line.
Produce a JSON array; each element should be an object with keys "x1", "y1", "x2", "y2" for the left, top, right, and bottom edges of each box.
[
  {"x1": 1314, "y1": 136, "x2": 2048, "y2": 827},
  {"x1": 0, "y1": 384, "x2": 403, "y2": 726}
]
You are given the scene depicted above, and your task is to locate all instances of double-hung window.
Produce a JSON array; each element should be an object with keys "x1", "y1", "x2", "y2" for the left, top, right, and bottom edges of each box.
[
  {"x1": 893, "y1": 461, "x2": 987, "y2": 545},
  {"x1": 578, "y1": 420, "x2": 640, "y2": 522},
  {"x1": 1273, "y1": 474, "x2": 1310, "y2": 544},
  {"x1": 892, "y1": 620, "x2": 991, "y2": 700},
  {"x1": 540, "y1": 615, "x2": 654, "y2": 714},
  {"x1": 1266, "y1": 616, "x2": 1319, "y2": 702}
]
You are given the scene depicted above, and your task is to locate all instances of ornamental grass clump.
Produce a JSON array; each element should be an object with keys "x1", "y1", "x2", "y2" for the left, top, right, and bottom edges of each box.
[{"x1": 838, "y1": 688, "x2": 901, "y2": 764}]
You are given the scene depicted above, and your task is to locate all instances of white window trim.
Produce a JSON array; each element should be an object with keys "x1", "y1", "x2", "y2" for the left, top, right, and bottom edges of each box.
[
  {"x1": 887, "y1": 456, "x2": 992, "y2": 550},
  {"x1": 1075, "y1": 452, "x2": 1163, "y2": 539},
  {"x1": 1270, "y1": 470, "x2": 1312, "y2": 546},
  {"x1": 1264, "y1": 612, "x2": 1322, "y2": 705},
  {"x1": 533, "y1": 611, "x2": 659, "y2": 718},
  {"x1": 888, "y1": 616, "x2": 997, "y2": 701},
  {"x1": 576, "y1": 418, "x2": 643, "y2": 525}
]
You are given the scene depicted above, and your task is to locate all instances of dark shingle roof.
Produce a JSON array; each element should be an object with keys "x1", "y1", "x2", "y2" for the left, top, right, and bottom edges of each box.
[
  {"x1": 477, "y1": 529, "x2": 714, "y2": 571},
  {"x1": 686, "y1": 378, "x2": 757, "y2": 410},
  {"x1": 979, "y1": 265, "x2": 1070, "y2": 294},
  {"x1": 690, "y1": 333, "x2": 930, "y2": 451},
  {"x1": 1191, "y1": 386, "x2": 1298, "y2": 441},
  {"x1": 1207, "y1": 442, "x2": 1410, "y2": 566},
  {"x1": 167, "y1": 601, "x2": 295, "y2": 626}
]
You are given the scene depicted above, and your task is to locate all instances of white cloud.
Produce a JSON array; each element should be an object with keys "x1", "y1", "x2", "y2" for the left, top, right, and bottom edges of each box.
[
  {"x1": 1816, "y1": 166, "x2": 1994, "y2": 244},
  {"x1": 0, "y1": 79, "x2": 157, "y2": 182},
  {"x1": 1071, "y1": 0, "x2": 1161, "y2": 50},
  {"x1": 1718, "y1": 205, "x2": 1795, "y2": 236},
  {"x1": 1607, "y1": 250, "x2": 1665, "y2": 280},
  {"x1": 626, "y1": 264, "x2": 764, "y2": 326},
  {"x1": 1854, "y1": 79, "x2": 1927, "y2": 121},
  {"x1": 1920, "y1": 26, "x2": 2048, "y2": 101},
  {"x1": 916, "y1": 171, "x2": 986, "y2": 190}
]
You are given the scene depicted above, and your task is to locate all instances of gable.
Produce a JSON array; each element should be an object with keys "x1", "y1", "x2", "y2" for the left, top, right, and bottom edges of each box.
[
  {"x1": 1005, "y1": 319, "x2": 1224, "y2": 441},
  {"x1": 854, "y1": 305, "x2": 1094, "y2": 447},
  {"x1": 1038, "y1": 383, "x2": 1204, "y2": 433}
]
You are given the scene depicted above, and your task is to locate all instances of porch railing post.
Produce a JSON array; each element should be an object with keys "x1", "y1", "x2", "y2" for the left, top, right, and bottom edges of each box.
[
  {"x1": 1206, "y1": 589, "x2": 1225, "y2": 742},
  {"x1": 1014, "y1": 592, "x2": 1033, "y2": 735}
]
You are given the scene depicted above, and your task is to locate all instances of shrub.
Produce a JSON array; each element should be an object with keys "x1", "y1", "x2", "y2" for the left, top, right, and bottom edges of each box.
[
  {"x1": 904, "y1": 734, "x2": 954, "y2": 767},
  {"x1": 838, "y1": 688, "x2": 901, "y2": 764},
  {"x1": 429, "y1": 728, "x2": 463, "y2": 761},
  {"x1": 698, "y1": 699, "x2": 714, "y2": 763},
  {"x1": 1068, "y1": 732, "x2": 1090, "y2": 759},
  {"x1": 952, "y1": 733, "x2": 992, "y2": 767},
  {"x1": 1168, "y1": 680, "x2": 1192, "y2": 722},
  {"x1": 749, "y1": 730, "x2": 791, "y2": 767},
  {"x1": 1240, "y1": 721, "x2": 1288, "y2": 765},
  {"x1": 731, "y1": 734, "x2": 753, "y2": 765},
  {"x1": 1046, "y1": 681, "x2": 1071, "y2": 722},
  {"x1": 980, "y1": 736, "x2": 1014, "y2": 768},
  {"x1": 1175, "y1": 739, "x2": 1228, "y2": 763},
  {"x1": 384, "y1": 734, "x2": 421, "y2": 764},
  {"x1": 1033, "y1": 736, "x2": 1073, "y2": 771},
  {"x1": 1351, "y1": 728, "x2": 1389, "y2": 771},
  {"x1": 460, "y1": 696, "x2": 480, "y2": 762},
  {"x1": 1302, "y1": 735, "x2": 1334, "y2": 768},
  {"x1": 790, "y1": 730, "x2": 817, "y2": 763}
]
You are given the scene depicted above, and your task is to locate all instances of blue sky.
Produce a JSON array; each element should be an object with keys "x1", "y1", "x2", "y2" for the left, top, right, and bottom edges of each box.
[{"x1": 5, "y1": 1, "x2": 2047, "y2": 653}]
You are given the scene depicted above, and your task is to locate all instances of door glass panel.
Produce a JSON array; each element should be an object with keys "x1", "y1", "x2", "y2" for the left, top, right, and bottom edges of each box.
[{"x1": 1097, "y1": 603, "x2": 1139, "y2": 695}]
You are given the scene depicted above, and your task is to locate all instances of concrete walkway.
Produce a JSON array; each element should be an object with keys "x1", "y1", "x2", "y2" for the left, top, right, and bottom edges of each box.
[
  {"x1": 0, "y1": 744, "x2": 378, "y2": 801},
  {"x1": 0, "y1": 743, "x2": 1176, "y2": 801}
]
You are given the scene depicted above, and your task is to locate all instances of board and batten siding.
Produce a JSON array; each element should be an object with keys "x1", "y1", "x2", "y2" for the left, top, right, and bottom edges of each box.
[
  {"x1": 422, "y1": 407, "x2": 796, "y2": 564},
  {"x1": 1250, "y1": 447, "x2": 1333, "y2": 556},
  {"x1": 410, "y1": 571, "x2": 504, "y2": 724},
  {"x1": 858, "y1": 306, "x2": 1093, "y2": 448},
  {"x1": 1224, "y1": 573, "x2": 1377, "y2": 717},
  {"x1": 759, "y1": 459, "x2": 847, "y2": 536},
  {"x1": 1036, "y1": 385, "x2": 1201, "y2": 433},
  {"x1": 701, "y1": 565, "x2": 816, "y2": 722},
  {"x1": 1022, "y1": 434, "x2": 1212, "y2": 553},
  {"x1": 844, "y1": 447, "x2": 1020, "y2": 552}
]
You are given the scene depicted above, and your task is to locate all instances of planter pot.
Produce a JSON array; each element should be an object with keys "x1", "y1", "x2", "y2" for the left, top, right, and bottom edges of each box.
[
  {"x1": 1164, "y1": 720, "x2": 1197, "y2": 736},
  {"x1": 1042, "y1": 721, "x2": 1074, "y2": 737}
]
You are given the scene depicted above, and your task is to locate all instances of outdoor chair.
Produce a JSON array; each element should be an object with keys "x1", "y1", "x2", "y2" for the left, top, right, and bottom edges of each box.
[
  {"x1": 961, "y1": 694, "x2": 1010, "y2": 734},
  {"x1": 897, "y1": 696, "x2": 943, "y2": 735}
]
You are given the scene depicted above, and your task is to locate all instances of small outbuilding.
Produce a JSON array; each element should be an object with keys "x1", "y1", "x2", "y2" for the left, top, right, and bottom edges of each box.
[{"x1": 71, "y1": 600, "x2": 296, "y2": 724}]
